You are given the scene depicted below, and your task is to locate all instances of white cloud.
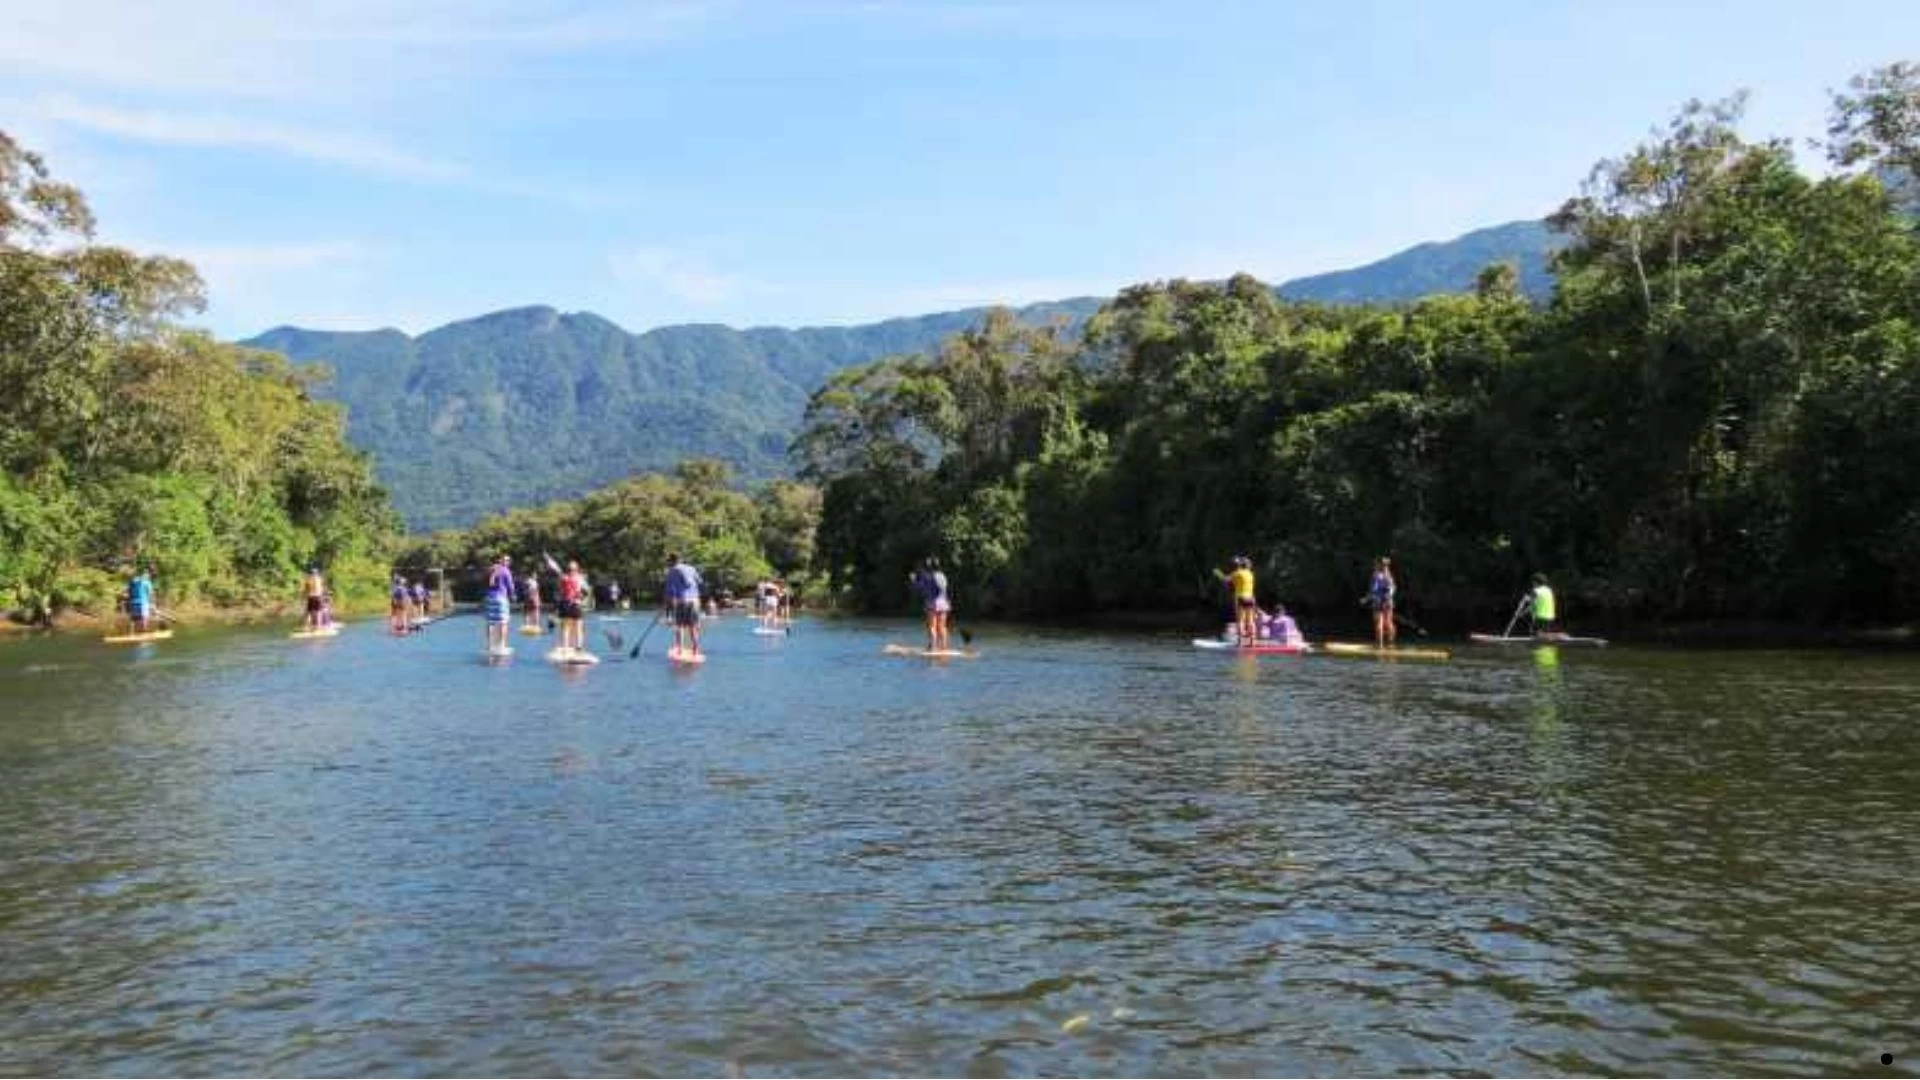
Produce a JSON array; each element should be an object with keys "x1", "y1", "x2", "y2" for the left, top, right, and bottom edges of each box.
[
  {"x1": 0, "y1": 0, "x2": 727, "y2": 100},
  {"x1": 306, "y1": 1, "x2": 728, "y2": 50},
  {"x1": 15, "y1": 95, "x2": 463, "y2": 181},
  {"x1": 608, "y1": 247, "x2": 749, "y2": 306},
  {"x1": 167, "y1": 240, "x2": 366, "y2": 277}
]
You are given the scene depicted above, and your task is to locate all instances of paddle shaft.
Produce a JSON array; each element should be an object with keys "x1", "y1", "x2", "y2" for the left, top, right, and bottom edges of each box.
[
  {"x1": 1499, "y1": 593, "x2": 1530, "y2": 638},
  {"x1": 629, "y1": 611, "x2": 664, "y2": 658}
]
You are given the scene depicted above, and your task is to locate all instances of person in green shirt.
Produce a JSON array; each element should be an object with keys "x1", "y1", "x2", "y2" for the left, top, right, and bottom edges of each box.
[{"x1": 1530, "y1": 573, "x2": 1558, "y2": 635}]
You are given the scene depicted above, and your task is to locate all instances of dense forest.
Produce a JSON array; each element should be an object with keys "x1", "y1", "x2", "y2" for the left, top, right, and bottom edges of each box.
[
  {"x1": 0, "y1": 133, "x2": 397, "y2": 623},
  {"x1": 796, "y1": 67, "x2": 1920, "y2": 629},
  {"x1": 395, "y1": 461, "x2": 820, "y2": 603}
]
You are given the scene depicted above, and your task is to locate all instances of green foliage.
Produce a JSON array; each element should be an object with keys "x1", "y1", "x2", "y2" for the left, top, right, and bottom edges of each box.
[
  {"x1": 396, "y1": 460, "x2": 817, "y2": 603},
  {"x1": 0, "y1": 132, "x2": 397, "y2": 622},
  {"x1": 798, "y1": 65, "x2": 1920, "y2": 626}
]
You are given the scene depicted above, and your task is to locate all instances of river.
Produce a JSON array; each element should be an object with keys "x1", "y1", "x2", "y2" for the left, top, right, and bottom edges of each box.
[{"x1": 1, "y1": 615, "x2": 1914, "y2": 1075}]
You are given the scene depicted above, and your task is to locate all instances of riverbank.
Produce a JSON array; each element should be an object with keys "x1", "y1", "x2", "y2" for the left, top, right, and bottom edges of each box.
[{"x1": 1, "y1": 598, "x2": 433, "y2": 637}]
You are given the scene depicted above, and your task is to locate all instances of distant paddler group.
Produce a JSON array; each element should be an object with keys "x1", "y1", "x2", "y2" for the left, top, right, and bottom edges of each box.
[{"x1": 1191, "y1": 552, "x2": 1599, "y2": 660}]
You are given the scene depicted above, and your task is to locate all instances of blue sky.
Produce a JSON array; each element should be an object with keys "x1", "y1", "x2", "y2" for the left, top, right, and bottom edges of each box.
[{"x1": 3, "y1": 1, "x2": 1913, "y2": 338}]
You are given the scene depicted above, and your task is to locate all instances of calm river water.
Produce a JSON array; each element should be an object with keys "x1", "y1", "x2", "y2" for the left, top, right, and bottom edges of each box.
[{"x1": 0, "y1": 616, "x2": 1915, "y2": 1076}]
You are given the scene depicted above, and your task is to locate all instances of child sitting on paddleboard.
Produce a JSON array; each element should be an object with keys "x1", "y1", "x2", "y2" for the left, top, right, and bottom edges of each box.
[{"x1": 1264, "y1": 605, "x2": 1303, "y2": 645}]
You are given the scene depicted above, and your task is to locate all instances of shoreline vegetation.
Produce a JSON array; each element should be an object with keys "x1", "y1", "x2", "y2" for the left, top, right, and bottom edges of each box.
[
  {"x1": 794, "y1": 69, "x2": 1920, "y2": 634},
  {"x1": 0, "y1": 133, "x2": 395, "y2": 628},
  {"x1": 6, "y1": 64, "x2": 1919, "y2": 640}
]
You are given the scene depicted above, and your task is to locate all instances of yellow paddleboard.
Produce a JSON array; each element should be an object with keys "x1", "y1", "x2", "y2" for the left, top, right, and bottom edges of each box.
[
  {"x1": 289, "y1": 626, "x2": 341, "y2": 639},
  {"x1": 518, "y1": 625, "x2": 545, "y2": 636},
  {"x1": 1317, "y1": 641, "x2": 1450, "y2": 661},
  {"x1": 104, "y1": 629, "x2": 174, "y2": 644}
]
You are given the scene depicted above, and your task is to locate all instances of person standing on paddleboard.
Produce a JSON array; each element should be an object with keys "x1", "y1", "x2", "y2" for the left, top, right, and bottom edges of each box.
[
  {"x1": 410, "y1": 580, "x2": 428, "y2": 622},
  {"x1": 1214, "y1": 557, "x2": 1258, "y2": 646},
  {"x1": 302, "y1": 565, "x2": 327, "y2": 631},
  {"x1": 522, "y1": 570, "x2": 543, "y2": 632},
  {"x1": 390, "y1": 573, "x2": 412, "y2": 634},
  {"x1": 483, "y1": 556, "x2": 514, "y2": 649},
  {"x1": 126, "y1": 566, "x2": 156, "y2": 635},
  {"x1": 1367, "y1": 557, "x2": 1397, "y2": 649},
  {"x1": 663, "y1": 553, "x2": 704, "y2": 657},
  {"x1": 910, "y1": 557, "x2": 951, "y2": 652},
  {"x1": 556, "y1": 560, "x2": 589, "y2": 653},
  {"x1": 1530, "y1": 573, "x2": 1558, "y2": 635}
]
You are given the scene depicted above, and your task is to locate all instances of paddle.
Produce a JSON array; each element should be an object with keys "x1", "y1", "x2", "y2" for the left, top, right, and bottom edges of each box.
[
  {"x1": 1392, "y1": 610, "x2": 1431, "y2": 637},
  {"x1": 628, "y1": 611, "x2": 664, "y2": 659},
  {"x1": 1499, "y1": 593, "x2": 1530, "y2": 638}
]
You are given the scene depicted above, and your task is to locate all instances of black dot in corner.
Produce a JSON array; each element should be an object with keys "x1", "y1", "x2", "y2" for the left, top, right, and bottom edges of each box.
[{"x1": 1884, "y1": 1053, "x2": 1894, "y2": 1066}]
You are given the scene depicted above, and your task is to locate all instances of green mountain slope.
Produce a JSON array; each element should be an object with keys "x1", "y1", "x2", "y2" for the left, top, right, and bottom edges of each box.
[
  {"x1": 249, "y1": 220, "x2": 1556, "y2": 530},
  {"x1": 1280, "y1": 220, "x2": 1560, "y2": 303}
]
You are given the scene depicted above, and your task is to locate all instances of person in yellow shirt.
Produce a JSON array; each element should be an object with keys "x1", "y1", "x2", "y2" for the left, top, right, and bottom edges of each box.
[
  {"x1": 1530, "y1": 573, "x2": 1558, "y2": 635},
  {"x1": 1215, "y1": 556, "x2": 1258, "y2": 646}
]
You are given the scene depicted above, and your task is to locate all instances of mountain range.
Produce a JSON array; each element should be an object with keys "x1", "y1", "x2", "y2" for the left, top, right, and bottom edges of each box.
[{"x1": 248, "y1": 219, "x2": 1559, "y2": 531}]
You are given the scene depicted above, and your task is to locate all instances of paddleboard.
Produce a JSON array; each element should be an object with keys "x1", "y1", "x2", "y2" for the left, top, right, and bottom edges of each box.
[
  {"x1": 667, "y1": 647, "x2": 707, "y2": 665},
  {"x1": 485, "y1": 646, "x2": 514, "y2": 659},
  {"x1": 1191, "y1": 638, "x2": 1308, "y2": 654},
  {"x1": 1468, "y1": 632, "x2": 1608, "y2": 647},
  {"x1": 882, "y1": 644, "x2": 978, "y2": 659},
  {"x1": 103, "y1": 629, "x2": 174, "y2": 644},
  {"x1": 1318, "y1": 641, "x2": 1450, "y2": 661},
  {"x1": 546, "y1": 648, "x2": 600, "y2": 666},
  {"x1": 289, "y1": 626, "x2": 341, "y2": 639},
  {"x1": 752, "y1": 626, "x2": 788, "y2": 636},
  {"x1": 518, "y1": 625, "x2": 545, "y2": 636}
]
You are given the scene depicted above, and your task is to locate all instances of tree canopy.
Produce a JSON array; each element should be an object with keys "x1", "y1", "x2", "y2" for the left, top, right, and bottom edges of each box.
[
  {"x1": 797, "y1": 65, "x2": 1920, "y2": 628},
  {"x1": 1, "y1": 133, "x2": 397, "y2": 621}
]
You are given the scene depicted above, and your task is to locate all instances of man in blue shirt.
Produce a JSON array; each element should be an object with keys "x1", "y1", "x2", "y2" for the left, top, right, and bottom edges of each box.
[
  {"x1": 126, "y1": 567, "x2": 155, "y2": 634},
  {"x1": 663, "y1": 552, "x2": 704, "y2": 658}
]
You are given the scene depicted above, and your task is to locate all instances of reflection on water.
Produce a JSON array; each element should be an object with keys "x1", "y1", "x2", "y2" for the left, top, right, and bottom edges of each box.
[{"x1": 1, "y1": 621, "x2": 1916, "y2": 1075}]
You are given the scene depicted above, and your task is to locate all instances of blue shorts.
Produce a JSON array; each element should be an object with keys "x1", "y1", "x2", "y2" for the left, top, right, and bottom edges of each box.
[{"x1": 484, "y1": 594, "x2": 510, "y2": 624}]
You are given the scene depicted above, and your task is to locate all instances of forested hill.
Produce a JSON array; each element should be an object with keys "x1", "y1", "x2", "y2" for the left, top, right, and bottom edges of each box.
[
  {"x1": 1279, "y1": 220, "x2": 1560, "y2": 304},
  {"x1": 247, "y1": 297, "x2": 1112, "y2": 531},
  {"x1": 250, "y1": 220, "x2": 1557, "y2": 530}
]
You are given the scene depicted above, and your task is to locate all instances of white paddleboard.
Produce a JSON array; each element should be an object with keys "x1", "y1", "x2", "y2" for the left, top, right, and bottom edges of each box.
[
  {"x1": 882, "y1": 644, "x2": 978, "y2": 659},
  {"x1": 546, "y1": 648, "x2": 600, "y2": 665},
  {"x1": 485, "y1": 646, "x2": 515, "y2": 659},
  {"x1": 289, "y1": 626, "x2": 341, "y2": 639}
]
